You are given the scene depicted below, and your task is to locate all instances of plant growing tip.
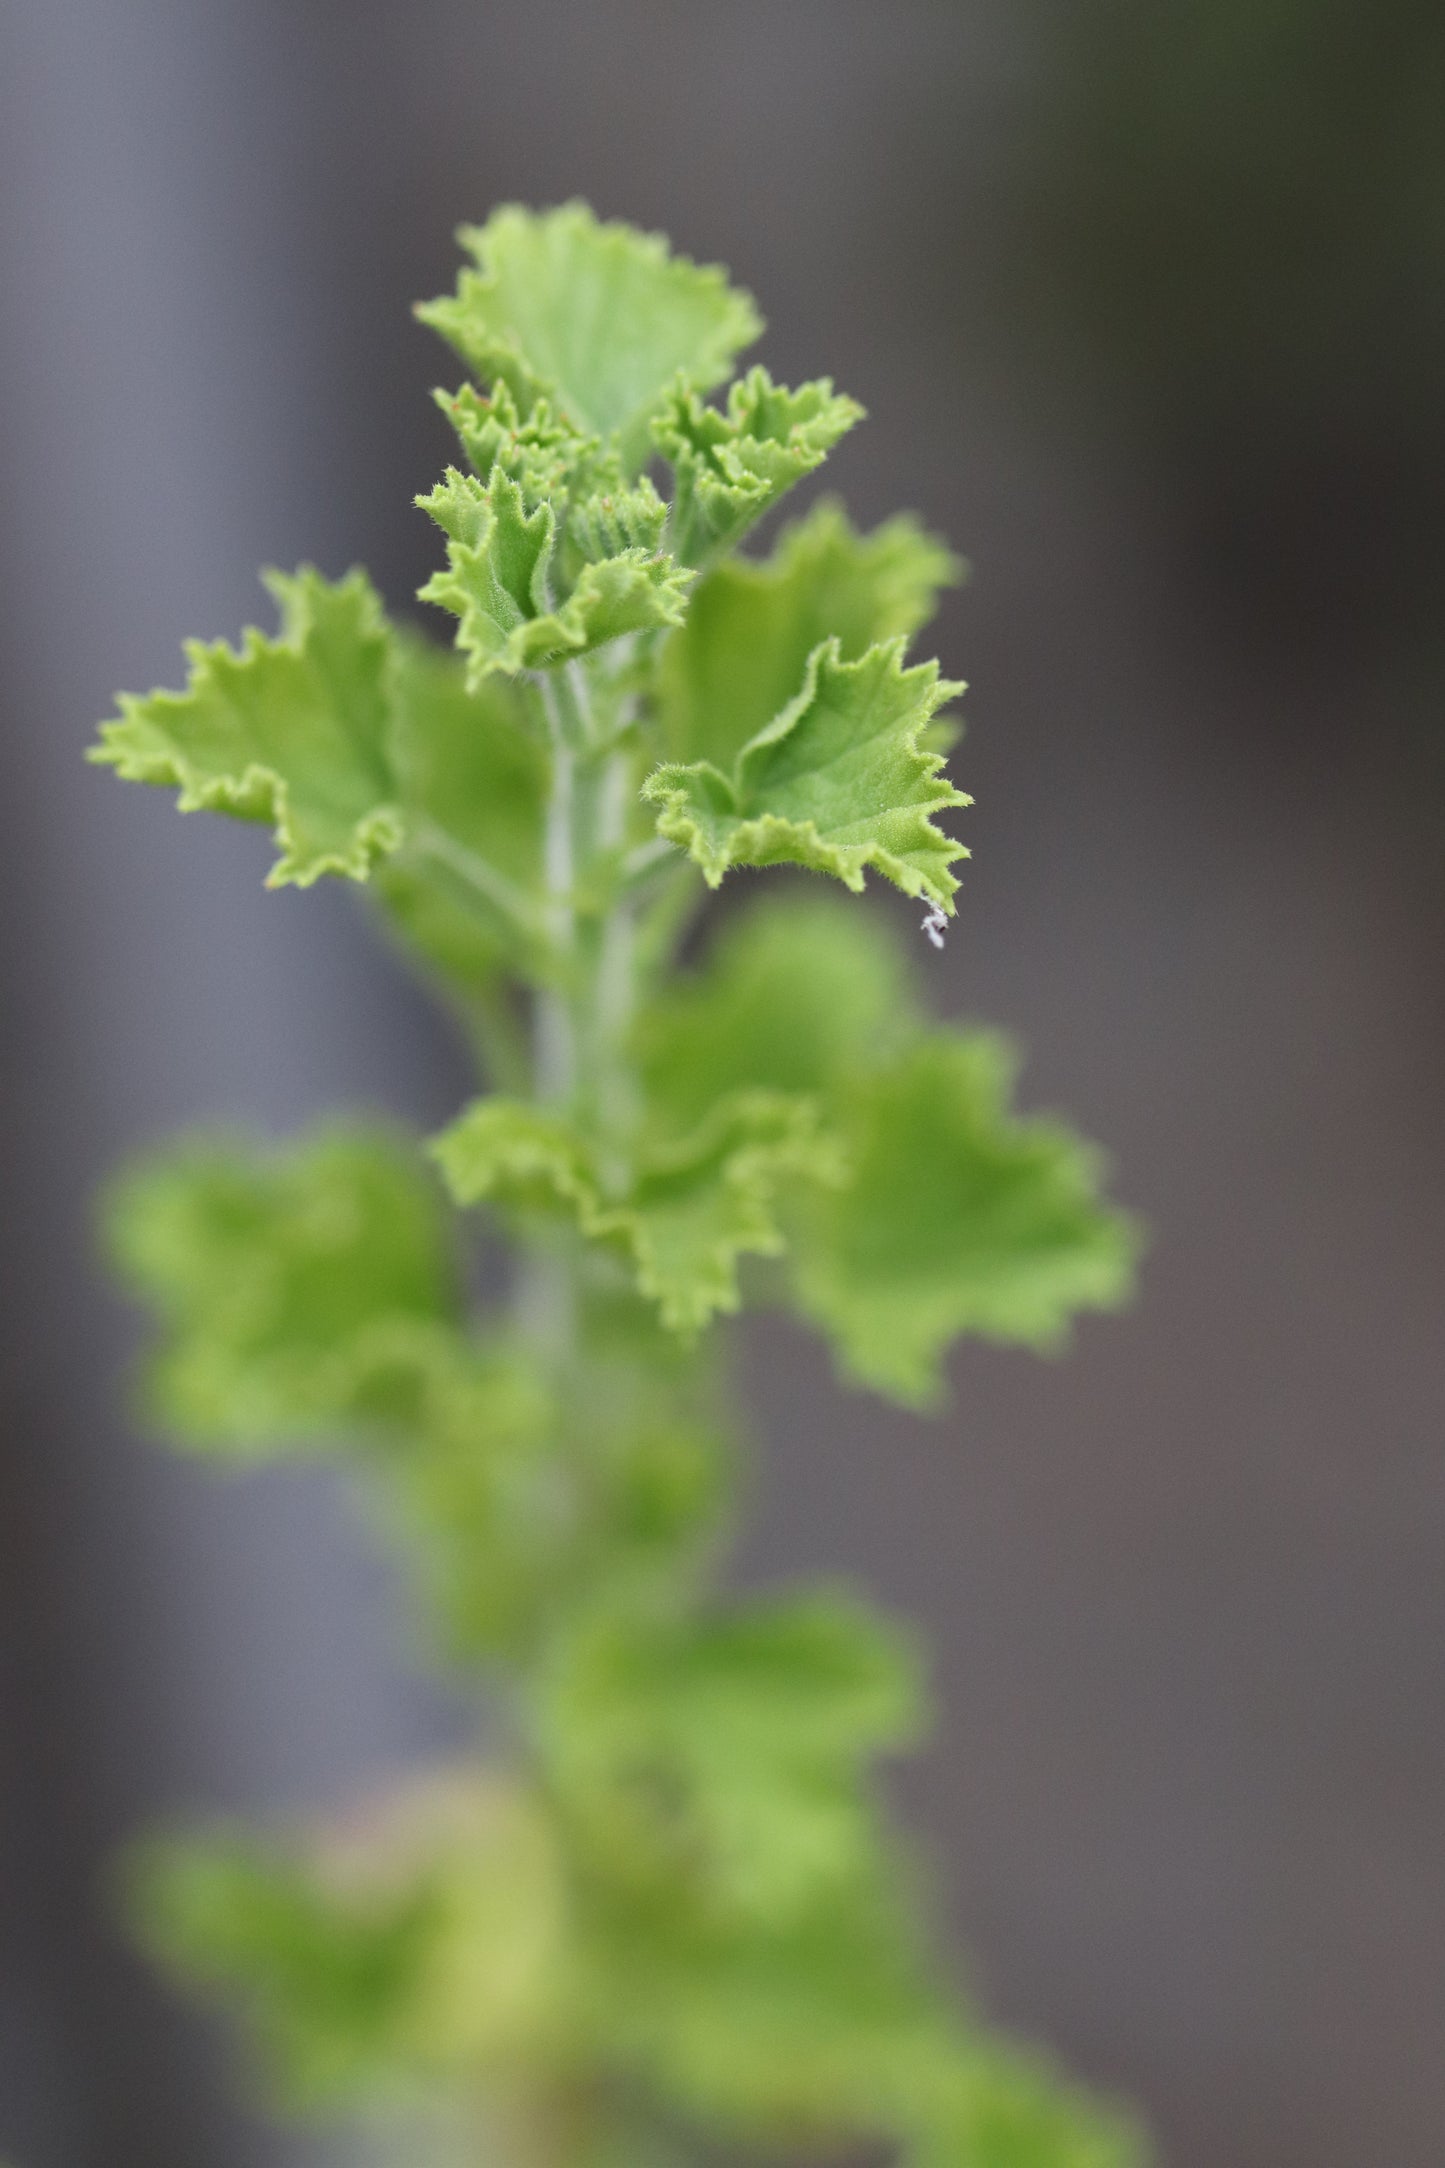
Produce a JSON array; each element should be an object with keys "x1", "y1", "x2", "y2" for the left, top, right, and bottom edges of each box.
[{"x1": 94, "y1": 201, "x2": 1145, "y2": 2168}]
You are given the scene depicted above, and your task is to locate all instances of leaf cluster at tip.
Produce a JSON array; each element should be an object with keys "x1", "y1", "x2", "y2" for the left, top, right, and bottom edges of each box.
[
  {"x1": 416, "y1": 200, "x2": 764, "y2": 469},
  {"x1": 98, "y1": 202, "x2": 974, "y2": 925}
]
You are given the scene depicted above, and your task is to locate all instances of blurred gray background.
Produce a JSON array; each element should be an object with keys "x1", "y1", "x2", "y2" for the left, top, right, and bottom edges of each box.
[{"x1": 2, "y1": 3, "x2": 1443, "y2": 2164}]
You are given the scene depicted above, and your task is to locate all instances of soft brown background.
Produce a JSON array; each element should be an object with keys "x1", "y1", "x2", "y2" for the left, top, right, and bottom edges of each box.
[{"x1": 2, "y1": 5, "x2": 1443, "y2": 2165}]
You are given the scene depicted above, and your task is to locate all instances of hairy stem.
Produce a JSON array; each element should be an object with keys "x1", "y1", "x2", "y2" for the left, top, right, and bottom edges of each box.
[
  {"x1": 517, "y1": 662, "x2": 647, "y2": 1365},
  {"x1": 516, "y1": 689, "x2": 579, "y2": 1364},
  {"x1": 536, "y1": 733, "x2": 577, "y2": 1107},
  {"x1": 510, "y1": 667, "x2": 666, "y2": 2168},
  {"x1": 579, "y1": 743, "x2": 641, "y2": 1183}
]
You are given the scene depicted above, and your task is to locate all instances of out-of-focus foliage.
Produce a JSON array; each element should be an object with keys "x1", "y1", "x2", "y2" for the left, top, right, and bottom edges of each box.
[{"x1": 99, "y1": 203, "x2": 1142, "y2": 2167}]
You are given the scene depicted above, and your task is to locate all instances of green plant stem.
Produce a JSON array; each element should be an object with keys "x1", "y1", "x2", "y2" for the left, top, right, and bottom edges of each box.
[
  {"x1": 537, "y1": 736, "x2": 577, "y2": 1107},
  {"x1": 516, "y1": 690, "x2": 579, "y2": 1364},
  {"x1": 576, "y1": 744, "x2": 641, "y2": 1181},
  {"x1": 518, "y1": 660, "x2": 648, "y2": 1369},
  {"x1": 510, "y1": 663, "x2": 675, "y2": 2168}
]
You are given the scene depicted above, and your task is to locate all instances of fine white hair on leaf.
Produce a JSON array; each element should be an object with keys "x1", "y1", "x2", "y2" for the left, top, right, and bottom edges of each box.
[{"x1": 921, "y1": 904, "x2": 948, "y2": 950}]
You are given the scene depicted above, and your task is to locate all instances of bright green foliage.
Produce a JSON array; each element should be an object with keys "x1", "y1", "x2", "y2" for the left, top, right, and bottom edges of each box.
[
  {"x1": 636, "y1": 891, "x2": 912, "y2": 1125},
  {"x1": 643, "y1": 637, "x2": 968, "y2": 914},
  {"x1": 91, "y1": 567, "x2": 400, "y2": 887},
  {"x1": 103, "y1": 1125, "x2": 461, "y2": 1448},
  {"x1": 105, "y1": 1123, "x2": 724, "y2": 1661},
  {"x1": 440, "y1": 380, "x2": 601, "y2": 508},
  {"x1": 655, "y1": 498, "x2": 962, "y2": 770},
  {"x1": 634, "y1": 897, "x2": 1136, "y2": 1399},
  {"x1": 93, "y1": 579, "x2": 550, "y2": 984},
  {"x1": 789, "y1": 1035, "x2": 1138, "y2": 1407},
  {"x1": 418, "y1": 465, "x2": 693, "y2": 681},
  {"x1": 432, "y1": 1089, "x2": 840, "y2": 1336},
  {"x1": 417, "y1": 201, "x2": 762, "y2": 470},
  {"x1": 97, "y1": 204, "x2": 1146, "y2": 2168},
  {"x1": 655, "y1": 367, "x2": 865, "y2": 565},
  {"x1": 540, "y1": 1592, "x2": 925, "y2": 1917}
]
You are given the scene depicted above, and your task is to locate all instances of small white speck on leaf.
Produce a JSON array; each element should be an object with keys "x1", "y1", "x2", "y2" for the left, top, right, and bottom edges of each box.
[{"x1": 921, "y1": 904, "x2": 948, "y2": 950}]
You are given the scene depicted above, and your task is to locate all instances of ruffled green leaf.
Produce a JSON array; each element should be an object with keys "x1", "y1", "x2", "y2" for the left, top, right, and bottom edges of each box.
[
  {"x1": 431, "y1": 1092, "x2": 839, "y2": 1336},
  {"x1": 90, "y1": 567, "x2": 401, "y2": 888},
  {"x1": 643, "y1": 638, "x2": 968, "y2": 914},
  {"x1": 637, "y1": 890, "x2": 914, "y2": 1138},
  {"x1": 104, "y1": 1127, "x2": 461, "y2": 1449},
  {"x1": 564, "y1": 473, "x2": 670, "y2": 569},
  {"x1": 419, "y1": 466, "x2": 692, "y2": 680},
  {"x1": 417, "y1": 201, "x2": 762, "y2": 470},
  {"x1": 441, "y1": 380, "x2": 670, "y2": 586},
  {"x1": 92, "y1": 584, "x2": 553, "y2": 969},
  {"x1": 654, "y1": 367, "x2": 864, "y2": 565},
  {"x1": 655, "y1": 499, "x2": 961, "y2": 771},
  {"x1": 430, "y1": 1098, "x2": 598, "y2": 1224},
  {"x1": 789, "y1": 1036, "x2": 1139, "y2": 1407},
  {"x1": 635, "y1": 901, "x2": 1135, "y2": 1404},
  {"x1": 618, "y1": 1097, "x2": 842, "y2": 1334},
  {"x1": 438, "y1": 379, "x2": 605, "y2": 507}
]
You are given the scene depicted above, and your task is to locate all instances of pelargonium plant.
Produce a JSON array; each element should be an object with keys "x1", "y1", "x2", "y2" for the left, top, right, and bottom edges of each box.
[{"x1": 92, "y1": 202, "x2": 1144, "y2": 2168}]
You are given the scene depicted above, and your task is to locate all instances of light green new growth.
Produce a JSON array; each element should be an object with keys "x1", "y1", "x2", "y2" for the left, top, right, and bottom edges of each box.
[
  {"x1": 95, "y1": 201, "x2": 1145, "y2": 2168},
  {"x1": 642, "y1": 638, "x2": 967, "y2": 913}
]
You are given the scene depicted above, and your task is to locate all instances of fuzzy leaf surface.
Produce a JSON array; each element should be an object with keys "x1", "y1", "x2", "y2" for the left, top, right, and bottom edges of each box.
[
  {"x1": 105, "y1": 1127, "x2": 461, "y2": 1448},
  {"x1": 417, "y1": 201, "x2": 761, "y2": 469},
  {"x1": 419, "y1": 467, "x2": 691, "y2": 679},
  {"x1": 563, "y1": 474, "x2": 670, "y2": 576},
  {"x1": 439, "y1": 380, "x2": 604, "y2": 507},
  {"x1": 431, "y1": 1093, "x2": 838, "y2": 1335},
  {"x1": 94, "y1": 586, "x2": 551, "y2": 970},
  {"x1": 655, "y1": 499, "x2": 961, "y2": 771},
  {"x1": 91, "y1": 568, "x2": 400, "y2": 887},
  {"x1": 789, "y1": 1036, "x2": 1138, "y2": 1406},
  {"x1": 643, "y1": 638, "x2": 968, "y2": 913},
  {"x1": 654, "y1": 367, "x2": 864, "y2": 565}
]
